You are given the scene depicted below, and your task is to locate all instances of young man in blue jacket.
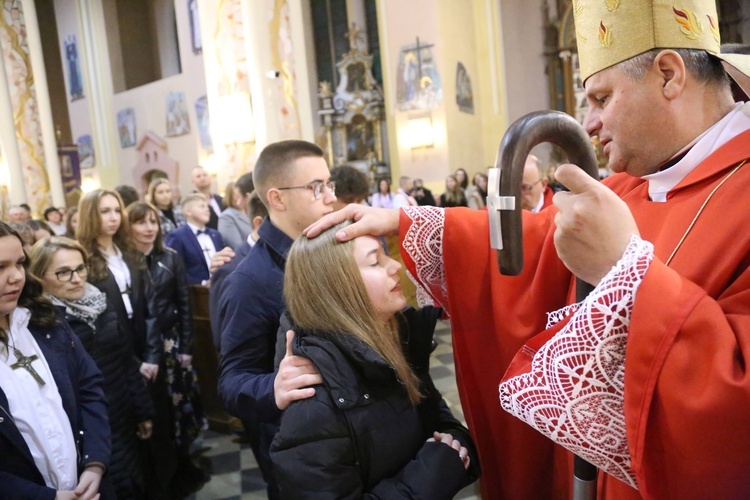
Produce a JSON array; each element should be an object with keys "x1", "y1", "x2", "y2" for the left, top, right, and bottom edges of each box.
[{"x1": 216, "y1": 140, "x2": 331, "y2": 498}]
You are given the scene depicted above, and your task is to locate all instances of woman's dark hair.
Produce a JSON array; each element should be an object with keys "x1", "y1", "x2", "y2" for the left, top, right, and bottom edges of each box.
[
  {"x1": 331, "y1": 165, "x2": 370, "y2": 204},
  {"x1": 43, "y1": 207, "x2": 60, "y2": 221},
  {"x1": 65, "y1": 207, "x2": 78, "y2": 238},
  {"x1": 27, "y1": 219, "x2": 53, "y2": 236},
  {"x1": 0, "y1": 222, "x2": 59, "y2": 345},
  {"x1": 455, "y1": 168, "x2": 469, "y2": 190}
]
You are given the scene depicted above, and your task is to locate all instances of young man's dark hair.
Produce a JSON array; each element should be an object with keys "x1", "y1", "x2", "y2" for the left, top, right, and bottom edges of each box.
[
  {"x1": 235, "y1": 172, "x2": 255, "y2": 198},
  {"x1": 43, "y1": 207, "x2": 60, "y2": 221},
  {"x1": 114, "y1": 184, "x2": 139, "y2": 208},
  {"x1": 252, "y1": 140, "x2": 324, "y2": 206},
  {"x1": 330, "y1": 165, "x2": 370, "y2": 209}
]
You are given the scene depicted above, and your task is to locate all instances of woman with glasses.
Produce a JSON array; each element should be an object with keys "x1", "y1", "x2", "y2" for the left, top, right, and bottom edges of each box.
[
  {"x1": 76, "y1": 189, "x2": 162, "y2": 497},
  {"x1": 29, "y1": 236, "x2": 154, "y2": 499},
  {"x1": 0, "y1": 224, "x2": 111, "y2": 499},
  {"x1": 128, "y1": 202, "x2": 209, "y2": 496},
  {"x1": 271, "y1": 221, "x2": 481, "y2": 498}
]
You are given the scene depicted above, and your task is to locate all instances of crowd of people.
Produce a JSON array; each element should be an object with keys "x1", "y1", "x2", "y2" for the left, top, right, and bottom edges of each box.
[
  {"x1": 2, "y1": 1, "x2": 748, "y2": 498},
  {"x1": 1, "y1": 154, "x2": 485, "y2": 499}
]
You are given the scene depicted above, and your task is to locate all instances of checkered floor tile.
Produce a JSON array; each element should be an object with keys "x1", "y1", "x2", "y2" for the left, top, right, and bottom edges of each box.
[{"x1": 190, "y1": 320, "x2": 481, "y2": 499}]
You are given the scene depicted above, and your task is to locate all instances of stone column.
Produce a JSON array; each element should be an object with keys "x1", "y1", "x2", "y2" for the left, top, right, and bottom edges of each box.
[
  {"x1": 0, "y1": 0, "x2": 51, "y2": 214},
  {"x1": 20, "y1": 0, "x2": 65, "y2": 207},
  {"x1": 0, "y1": 46, "x2": 27, "y2": 206}
]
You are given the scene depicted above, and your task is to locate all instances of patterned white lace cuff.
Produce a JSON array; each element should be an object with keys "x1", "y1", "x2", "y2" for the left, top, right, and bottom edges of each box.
[
  {"x1": 498, "y1": 235, "x2": 654, "y2": 489},
  {"x1": 401, "y1": 206, "x2": 449, "y2": 311}
]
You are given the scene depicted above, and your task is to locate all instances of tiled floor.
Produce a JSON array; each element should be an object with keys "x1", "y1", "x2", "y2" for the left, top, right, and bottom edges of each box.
[{"x1": 191, "y1": 320, "x2": 481, "y2": 499}]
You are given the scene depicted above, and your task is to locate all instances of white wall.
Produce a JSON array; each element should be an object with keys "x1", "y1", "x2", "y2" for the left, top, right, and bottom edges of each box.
[
  {"x1": 111, "y1": 0, "x2": 207, "y2": 195},
  {"x1": 498, "y1": 0, "x2": 548, "y2": 125}
]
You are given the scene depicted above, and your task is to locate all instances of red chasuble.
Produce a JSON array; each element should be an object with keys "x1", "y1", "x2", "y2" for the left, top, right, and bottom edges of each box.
[{"x1": 400, "y1": 130, "x2": 750, "y2": 499}]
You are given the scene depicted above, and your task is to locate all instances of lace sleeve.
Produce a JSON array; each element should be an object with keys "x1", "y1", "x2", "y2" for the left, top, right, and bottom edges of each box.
[
  {"x1": 498, "y1": 235, "x2": 654, "y2": 489},
  {"x1": 401, "y1": 206, "x2": 450, "y2": 312}
]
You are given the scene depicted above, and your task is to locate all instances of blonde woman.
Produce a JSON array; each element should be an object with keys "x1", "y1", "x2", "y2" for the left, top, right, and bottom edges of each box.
[
  {"x1": 439, "y1": 175, "x2": 468, "y2": 208},
  {"x1": 146, "y1": 178, "x2": 184, "y2": 236},
  {"x1": 271, "y1": 221, "x2": 480, "y2": 498}
]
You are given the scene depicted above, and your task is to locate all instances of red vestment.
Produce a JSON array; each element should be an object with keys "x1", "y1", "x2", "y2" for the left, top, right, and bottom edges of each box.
[
  {"x1": 400, "y1": 130, "x2": 750, "y2": 499},
  {"x1": 541, "y1": 185, "x2": 554, "y2": 211}
]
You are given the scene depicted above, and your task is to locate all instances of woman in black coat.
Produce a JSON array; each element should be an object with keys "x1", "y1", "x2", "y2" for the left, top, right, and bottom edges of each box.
[
  {"x1": 76, "y1": 189, "x2": 163, "y2": 498},
  {"x1": 30, "y1": 236, "x2": 154, "y2": 499},
  {"x1": 128, "y1": 202, "x2": 208, "y2": 496},
  {"x1": 272, "y1": 221, "x2": 480, "y2": 498}
]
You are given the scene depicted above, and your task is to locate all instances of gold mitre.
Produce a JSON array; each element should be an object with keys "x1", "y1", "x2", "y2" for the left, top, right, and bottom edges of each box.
[{"x1": 573, "y1": 0, "x2": 750, "y2": 97}]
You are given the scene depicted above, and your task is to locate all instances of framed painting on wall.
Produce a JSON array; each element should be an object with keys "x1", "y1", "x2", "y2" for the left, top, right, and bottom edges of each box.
[
  {"x1": 166, "y1": 92, "x2": 191, "y2": 137},
  {"x1": 117, "y1": 108, "x2": 137, "y2": 148},
  {"x1": 77, "y1": 135, "x2": 95, "y2": 169},
  {"x1": 64, "y1": 35, "x2": 84, "y2": 101}
]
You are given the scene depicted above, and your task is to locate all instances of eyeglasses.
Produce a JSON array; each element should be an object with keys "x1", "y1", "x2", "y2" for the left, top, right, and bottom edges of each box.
[
  {"x1": 51, "y1": 264, "x2": 88, "y2": 282},
  {"x1": 521, "y1": 179, "x2": 543, "y2": 192},
  {"x1": 277, "y1": 180, "x2": 336, "y2": 200}
]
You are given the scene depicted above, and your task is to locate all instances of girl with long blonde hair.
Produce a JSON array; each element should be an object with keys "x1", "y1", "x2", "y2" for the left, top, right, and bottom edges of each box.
[
  {"x1": 271, "y1": 221, "x2": 480, "y2": 497},
  {"x1": 146, "y1": 178, "x2": 183, "y2": 235}
]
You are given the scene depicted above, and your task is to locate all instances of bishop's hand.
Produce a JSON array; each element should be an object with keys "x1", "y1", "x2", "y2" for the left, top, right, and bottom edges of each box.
[
  {"x1": 304, "y1": 204, "x2": 399, "y2": 241},
  {"x1": 552, "y1": 164, "x2": 639, "y2": 285}
]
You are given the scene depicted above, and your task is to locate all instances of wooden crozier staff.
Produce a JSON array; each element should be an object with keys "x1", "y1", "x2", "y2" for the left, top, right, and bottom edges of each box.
[{"x1": 487, "y1": 110, "x2": 600, "y2": 500}]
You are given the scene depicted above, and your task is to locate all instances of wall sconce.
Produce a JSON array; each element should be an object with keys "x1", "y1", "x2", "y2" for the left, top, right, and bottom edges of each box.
[
  {"x1": 80, "y1": 177, "x2": 100, "y2": 193},
  {"x1": 203, "y1": 155, "x2": 220, "y2": 176},
  {"x1": 407, "y1": 117, "x2": 435, "y2": 149},
  {"x1": 216, "y1": 92, "x2": 255, "y2": 144}
]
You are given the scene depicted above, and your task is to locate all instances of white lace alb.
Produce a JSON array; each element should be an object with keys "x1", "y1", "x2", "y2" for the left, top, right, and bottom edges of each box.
[
  {"x1": 498, "y1": 236, "x2": 654, "y2": 489},
  {"x1": 402, "y1": 206, "x2": 449, "y2": 311}
]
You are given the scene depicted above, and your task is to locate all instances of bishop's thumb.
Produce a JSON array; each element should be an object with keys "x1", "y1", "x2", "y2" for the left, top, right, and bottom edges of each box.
[{"x1": 555, "y1": 163, "x2": 599, "y2": 194}]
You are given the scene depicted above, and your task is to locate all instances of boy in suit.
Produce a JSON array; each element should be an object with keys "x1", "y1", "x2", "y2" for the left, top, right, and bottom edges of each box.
[{"x1": 165, "y1": 193, "x2": 225, "y2": 285}]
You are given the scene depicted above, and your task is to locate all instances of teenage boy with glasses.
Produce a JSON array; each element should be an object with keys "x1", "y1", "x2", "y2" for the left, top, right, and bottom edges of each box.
[{"x1": 216, "y1": 140, "x2": 333, "y2": 499}]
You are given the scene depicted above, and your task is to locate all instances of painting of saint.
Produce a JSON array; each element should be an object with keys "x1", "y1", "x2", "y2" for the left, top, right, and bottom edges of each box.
[
  {"x1": 195, "y1": 96, "x2": 213, "y2": 153},
  {"x1": 117, "y1": 109, "x2": 136, "y2": 148},
  {"x1": 455, "y1": 62, "x2": 474, "y2": 114},
  {"x1": 77, "y1": 135, "x2": 95, "y2": 169},
  {"x1": 64, "y1": 35, "x2": 84, "y2": 101},
  {"x1": 166, "y1": 92, "x2": 191, "y2": 137},
  {"x1": 396, "y1": 40, "x2": 442, "y2": 111}
]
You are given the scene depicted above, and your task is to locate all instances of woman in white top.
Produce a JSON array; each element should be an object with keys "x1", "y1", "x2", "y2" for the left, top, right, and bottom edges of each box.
[
  {"x1": 370, "y1": 178, "x2": 395, "y2": 209},
  {"x1": 0, "y1": 221, "x2": 111, "y2": 499}
]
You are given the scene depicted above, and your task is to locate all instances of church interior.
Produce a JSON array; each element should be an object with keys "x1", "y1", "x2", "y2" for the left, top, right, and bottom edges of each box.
[
  {"x1": 0, "y1": 0, "x2": 740, "y2": 215},
  {"x1": 0, "y1": 1, "x2": 748, "y2": 499}
]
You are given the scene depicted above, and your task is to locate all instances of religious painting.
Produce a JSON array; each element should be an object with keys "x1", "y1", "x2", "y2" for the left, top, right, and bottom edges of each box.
[
  {"x1": 346, "y1": 62, "x2": 368, "y2": 93},
  {"x1": 188, "y1": 0, "x2": 202, "y2": 54},
  {"x1": 77, "y1": 135, "x2": 95, "y2": 169},
  {"x1": 64, "y1": 35, "x2": 84, "y2": 101},
  {"x1": 195, "y1": 95, "x2": 213, "y2": 154},
  {"x1": 346, "y1": 114, "x2": 375, "y2": 161},
  {"x1": 165, "y1": 92, "x2": 191, "y2": 137},
  {"x1": 58, "y1": 145, "x2": 81, "y2": 192},
  {"x1": 117, "y1": 108, "x2": 137, "y2": 148},
  {"x1": 455, "y1": 62, "x2": 474, "y2": 114},
  {"x1": 396, "y1": 39, "x2": 442, "y2": 111}
]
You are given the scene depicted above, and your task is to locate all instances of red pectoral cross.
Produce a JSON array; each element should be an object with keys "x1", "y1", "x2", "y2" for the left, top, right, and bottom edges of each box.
[{"x1": 10, "y1": 348, "x2": 46, "y2": 386}]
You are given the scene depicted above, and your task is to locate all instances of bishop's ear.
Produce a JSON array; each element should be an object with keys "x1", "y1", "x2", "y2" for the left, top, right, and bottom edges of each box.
[{"x1": 655, "y1": 49, "x2": 687, "y2": 100}]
